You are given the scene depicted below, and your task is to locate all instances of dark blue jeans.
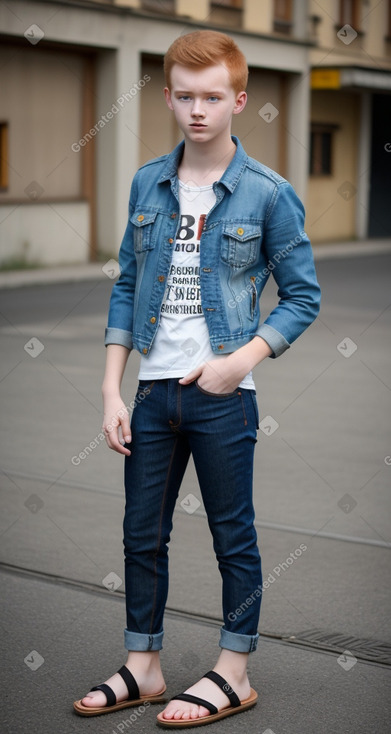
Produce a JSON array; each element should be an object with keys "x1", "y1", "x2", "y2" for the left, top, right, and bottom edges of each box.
[{"x1": 122, "y1": 378, "x2": 262, "y2": 654}]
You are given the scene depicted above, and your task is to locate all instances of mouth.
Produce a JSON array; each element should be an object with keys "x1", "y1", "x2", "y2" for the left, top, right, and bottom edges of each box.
[{"x1": 190, "y1": 123, "x2": 207, "y2": 128}]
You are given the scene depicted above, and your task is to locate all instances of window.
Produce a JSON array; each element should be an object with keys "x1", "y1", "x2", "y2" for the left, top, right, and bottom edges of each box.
[
  {"x1": 273, "y1": 0, "x2": 293, "y2": 34},
  {"x1": 0, "y1": 122, "x2": 8, "y2": 190},
  {"x1": 339, "y1": 0, "x2": 360, "y2": 29},
  {"x1": 310, "y1": 123, "x2": 338, "y2": 176}
]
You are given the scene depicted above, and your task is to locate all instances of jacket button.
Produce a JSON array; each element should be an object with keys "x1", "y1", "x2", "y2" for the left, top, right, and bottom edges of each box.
[
  {"x1": 142, "y1": 348, "x2": 148, "y2": 354},
  {"x1": 137, "y1": 214, "x2": 144, "y2": 222},
  {"x1": 218, "y1": 344, "x2": 224, "y2": 350},
  {"x1": 237, "y1": 227, "x2": 244, "y2": 235},
  {"x1": 158, "y1": 275, "x2": 165, "y2": 282},
  {"x1": 150, "y1": 316, "x2": 156, "y2": 324},
  {"x1": 171, "y1": 213, "x2": 177, "y2": 219},
  {"x1": 168, "y1": 238, "x2": 174, "y2": 244}
]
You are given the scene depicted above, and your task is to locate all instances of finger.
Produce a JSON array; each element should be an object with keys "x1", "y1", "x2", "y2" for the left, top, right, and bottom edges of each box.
[
  {"x1": 104, "y1": 425, "x2": 131, "y2": 456},
  {"x1": 120, "y1": 416, "x2": 131, "y2": 444},
  {"x1": 178, "y1": 366, "x2": 203, "y2": 384}
]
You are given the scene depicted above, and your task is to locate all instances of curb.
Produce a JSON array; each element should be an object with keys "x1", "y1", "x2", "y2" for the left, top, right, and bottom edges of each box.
[{"x1": 1, "y1": 240, "x2": 390, "y2": 289}]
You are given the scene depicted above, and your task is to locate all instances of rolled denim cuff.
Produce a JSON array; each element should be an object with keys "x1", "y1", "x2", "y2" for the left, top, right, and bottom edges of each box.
[
  {"x1": 219, "y1": 627, "x2": 259, "y2": 653},
  {"x1": 124, "y1": 628, "x2": 164, "y2": 651},
  {"x1": 104, "y1": 327, "x2": 133, "y2": 350},
  {"x1": 256, "y1": 323, "x2": 290, "y2": 358}
]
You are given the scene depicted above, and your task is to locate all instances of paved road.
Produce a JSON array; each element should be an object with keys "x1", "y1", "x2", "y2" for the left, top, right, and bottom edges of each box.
[{"x1": 0, "y1": 253, "x2": 390, "y2": 733}]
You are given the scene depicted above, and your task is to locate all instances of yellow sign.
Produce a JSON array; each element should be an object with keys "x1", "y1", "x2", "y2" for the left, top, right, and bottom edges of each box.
[{"x1": 311, "y1": 69, "x2": 340, "y2": 89}]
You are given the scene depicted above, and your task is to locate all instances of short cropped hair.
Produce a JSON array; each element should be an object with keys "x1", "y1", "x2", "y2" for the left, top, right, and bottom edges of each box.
[{"x1": 164, "y1": 30, "x2": 248, "y2": 94}]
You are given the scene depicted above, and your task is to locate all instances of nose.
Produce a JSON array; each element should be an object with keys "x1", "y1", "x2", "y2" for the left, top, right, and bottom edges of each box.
[{"x1": 191, "y1": 98, "x2": 205, "y2": 118}]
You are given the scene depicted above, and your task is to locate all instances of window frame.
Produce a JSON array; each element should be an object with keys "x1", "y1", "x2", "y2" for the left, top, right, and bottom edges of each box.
[{"x1": 309, "y1": 122, "x2": 339, "y2": 177}]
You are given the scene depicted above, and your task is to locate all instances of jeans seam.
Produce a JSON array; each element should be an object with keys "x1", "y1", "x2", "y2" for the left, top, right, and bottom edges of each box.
[
  {"x1": 170, "y1": 381, "x2": 182, "y2": 429},
  {"x1": 149, "y1": 436, "x2": 179, "y2": 634},
  {"x1": 238, "y1": 391, "x2": 248, "y2": 426}
]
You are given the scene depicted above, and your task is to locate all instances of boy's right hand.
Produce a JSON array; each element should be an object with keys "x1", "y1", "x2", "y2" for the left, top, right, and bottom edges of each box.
[{"x1": 102, "y1": 395, "x2": 132, "y2": 456}]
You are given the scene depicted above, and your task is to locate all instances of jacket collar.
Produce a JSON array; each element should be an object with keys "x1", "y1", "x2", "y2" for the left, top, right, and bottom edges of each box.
[{"x1": 157, "y1": 135, "x2": 248, "y2": 193}]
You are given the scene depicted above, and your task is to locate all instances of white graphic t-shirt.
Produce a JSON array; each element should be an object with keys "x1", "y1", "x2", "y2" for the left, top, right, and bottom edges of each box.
[{"x1": 138, "y1": 180, "x2": 255, "y2": 390}]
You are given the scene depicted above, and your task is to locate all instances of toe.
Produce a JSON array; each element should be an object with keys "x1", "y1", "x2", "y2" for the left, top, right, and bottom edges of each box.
[{"x1": 81, "y1": 692, "x2": 106, "y2": 708}]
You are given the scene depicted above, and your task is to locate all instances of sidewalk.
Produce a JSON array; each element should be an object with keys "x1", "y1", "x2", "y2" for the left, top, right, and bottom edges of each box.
[
  {"x1": 1, "y1": 238, "x2": 391, "y2": 289},
  {"x1": 1, "y1": 243, "x2": 390, "y2": 733},
  {"x1": 1, "y1": 563, "x2": 389, "y2": 734}
]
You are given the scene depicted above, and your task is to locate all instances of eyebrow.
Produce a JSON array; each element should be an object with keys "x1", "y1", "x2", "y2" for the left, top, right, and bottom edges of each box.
[{"x1": 173, "y1": 90, "x2": 225, "y2": 95}]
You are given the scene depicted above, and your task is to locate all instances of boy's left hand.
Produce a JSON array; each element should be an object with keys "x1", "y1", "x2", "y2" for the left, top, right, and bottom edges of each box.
[
  {"x1": 179, "y1": 352, "x2": 251, "y2": 394},
  {"x1": 178, "y1": 337, "x2": 273, "y2": 393}
]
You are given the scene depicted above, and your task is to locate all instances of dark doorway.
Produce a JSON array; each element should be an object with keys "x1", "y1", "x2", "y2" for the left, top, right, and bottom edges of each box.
[{"x1": 368, "y1": 94, "x2": 391, "y2": 237}]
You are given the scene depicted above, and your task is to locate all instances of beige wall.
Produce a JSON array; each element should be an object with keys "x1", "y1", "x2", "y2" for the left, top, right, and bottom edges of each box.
[
  {"x1": 306, "y1": 90, "x2": 360, "y2": 243},
  {"x1": 232, "y1": 67, "x2": 286, "y2": 176},
  {"x1": 309, "y1": 0, "x2": 391, "y2": 68},
  {"x1": 0, "y1": 0, "x2": 311, "y2": 264},
  {"x1": 139, "y1": 56, "x2": 177, "y2": 165},
  {"x1": 0, "y1": 45, "x2": 85, "y2": 201}
]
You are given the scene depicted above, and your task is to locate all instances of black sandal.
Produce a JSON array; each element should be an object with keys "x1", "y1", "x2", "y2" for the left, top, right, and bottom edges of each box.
[
  {"x1": 156, "y1": 670, "x2": 257, "y2": 728},
  {"x1": 73, "y1": 664, "x2": 167, "y2": 717}
]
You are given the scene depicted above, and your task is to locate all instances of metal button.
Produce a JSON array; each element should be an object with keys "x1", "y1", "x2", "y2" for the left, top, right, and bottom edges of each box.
[
  {"x1": 218, "y1": 344, "x2": 224, "y2": 350},
  {"x1": 168, "y1": 238, "x2": 174, "y2": 244},
  {"x1": 237, "y1": 227, "x2": 244, "y2": 235},
  {"x1": 142, "y1": 348, "x2": 148, "y2": 354},
  {"x1": 158, "y1": 275, "x2": 165, "y2": 282},
  {"x1": 150, "y1": 316, "x2": 156, "y2": 324},
  {"x1": 171, "y1": 213, "x2": 177, "y2": 219},
  {"x1": 137, "y1": 214, "x2": 144, "y2": 222}
]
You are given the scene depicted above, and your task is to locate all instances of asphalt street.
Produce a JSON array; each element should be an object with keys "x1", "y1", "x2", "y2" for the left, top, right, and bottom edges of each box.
[{"x1": 0, "y1": 251, "x2": 390, "y2": 733}]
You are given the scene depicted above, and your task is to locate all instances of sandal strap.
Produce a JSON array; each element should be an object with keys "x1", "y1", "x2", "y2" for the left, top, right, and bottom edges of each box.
[
  {"x1": 90, "y1": 683, "x2": 116, "y2": 707},
  {"x1": 117, "y1": 665, "x2": 140, "y2": 701},
  {"x1": 203, "y1": 670, "x2": 241, "y2": 708},
  {"x1": 170, "y1": 693, "x2": 218, "y2": 716}
]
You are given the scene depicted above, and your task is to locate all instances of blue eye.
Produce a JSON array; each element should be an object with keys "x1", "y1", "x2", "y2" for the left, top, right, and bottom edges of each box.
[{"x1": 208, "y1": 96, "x2": 219, "y2": 102}]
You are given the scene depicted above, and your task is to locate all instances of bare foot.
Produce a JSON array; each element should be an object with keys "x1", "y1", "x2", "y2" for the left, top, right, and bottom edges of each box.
[
  {"x1": 81, "y1": 651, "x2": 165, "y2": 709},
  {"x1": 160, "y1": 653, "x2": 251, "y2": 722}
]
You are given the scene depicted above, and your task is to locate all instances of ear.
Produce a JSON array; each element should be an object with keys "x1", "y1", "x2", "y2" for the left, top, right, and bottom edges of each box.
[
  {"x1": 164, "y1": 87, "x2": 174, "y2": 111},
  {"x1": 233, "y1": 91, "x2": 247, "y2": 115}
]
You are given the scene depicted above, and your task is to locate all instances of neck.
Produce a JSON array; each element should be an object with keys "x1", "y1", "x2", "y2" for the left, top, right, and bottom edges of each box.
[{"x1": 179, "y1": 133, "x2": 236, "y2": 187}]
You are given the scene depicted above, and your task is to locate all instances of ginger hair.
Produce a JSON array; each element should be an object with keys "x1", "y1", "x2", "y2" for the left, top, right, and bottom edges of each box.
[{"x1": 164, "y1": 30, "x2": 248, "y2": 94}]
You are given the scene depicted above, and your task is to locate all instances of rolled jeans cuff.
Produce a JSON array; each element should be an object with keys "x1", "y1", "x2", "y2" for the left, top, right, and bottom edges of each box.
[
  {"x1": 124, "y1": 628, "x2": 164, "y2": 651},
  {"x1": 219, "y1": 627, "x2": 259, "y2": 653}
]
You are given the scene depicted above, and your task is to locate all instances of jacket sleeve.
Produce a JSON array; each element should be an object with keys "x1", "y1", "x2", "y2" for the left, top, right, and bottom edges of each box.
[
  {"x1": 256, "y1": 181, "x2": 321, "y2": 357},
  {"x1": 104, "y1": 176, "x2": 139, "y2": 349}
]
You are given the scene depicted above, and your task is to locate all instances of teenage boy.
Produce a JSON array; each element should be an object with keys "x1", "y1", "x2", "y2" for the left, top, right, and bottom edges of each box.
[{"x1": 74, "y1": 29, "x2": 320, "y2": 727}]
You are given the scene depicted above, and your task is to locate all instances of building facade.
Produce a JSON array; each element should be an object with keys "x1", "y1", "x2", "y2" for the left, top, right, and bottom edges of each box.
[{"x1": 0, "y1": 0, "x2": 390, "y2": 267}]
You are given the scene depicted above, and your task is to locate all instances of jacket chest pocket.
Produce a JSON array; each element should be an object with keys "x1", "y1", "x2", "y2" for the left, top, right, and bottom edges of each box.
[
  {"x1": 221, "y1": 222, "x2": 262, "y2": 268},
  {"x1": 131, "y1": 210, "x2": 159, "y2": 252}
]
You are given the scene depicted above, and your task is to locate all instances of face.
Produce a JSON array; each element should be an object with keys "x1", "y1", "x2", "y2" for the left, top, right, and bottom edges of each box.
[{"x1": 164, "y1": 63, "x2": 247, "y2": 144}]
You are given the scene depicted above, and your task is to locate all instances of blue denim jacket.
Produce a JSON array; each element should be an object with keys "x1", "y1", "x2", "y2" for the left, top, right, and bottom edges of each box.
[{"x1": 105, "y1": 136, "x2": 320, "y2": 358}]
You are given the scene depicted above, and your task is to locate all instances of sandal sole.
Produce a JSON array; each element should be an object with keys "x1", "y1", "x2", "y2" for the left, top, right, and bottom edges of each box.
[
  {"x1": 156, "y1": 688, "x2": 258, "y2": 728},
  {"x1": 73, "y1": 690, "x2": 167, "y2": 717}
]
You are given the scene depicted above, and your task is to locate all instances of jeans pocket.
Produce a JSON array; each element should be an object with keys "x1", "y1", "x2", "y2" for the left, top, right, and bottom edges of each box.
[
  {"x1": 221, "y1": 221, "x2": 262, "y2": 268},
  {"x1": 194, "y1": 379, "x2": 238, "y2": 398},
  {"x1": 130, "y1": 210, "x2": 159, "y2": 252}
]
